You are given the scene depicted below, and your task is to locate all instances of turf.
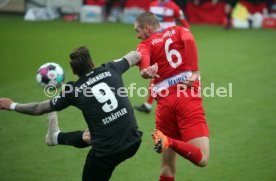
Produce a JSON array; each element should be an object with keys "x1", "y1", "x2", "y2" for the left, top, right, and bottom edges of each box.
[{"x1": 0, "y1": 14, "x2": 276, "y2": 181}]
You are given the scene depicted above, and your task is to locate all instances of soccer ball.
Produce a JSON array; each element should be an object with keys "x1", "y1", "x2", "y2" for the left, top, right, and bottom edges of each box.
[{"x1": 36, "y1": 62, "x2": 65, "y2": 88}]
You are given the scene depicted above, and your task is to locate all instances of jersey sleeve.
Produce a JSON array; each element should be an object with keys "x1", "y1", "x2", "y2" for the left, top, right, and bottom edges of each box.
[
  {"x1": 106, "y1": 58, "x2": 129, "y2": 75},
  {"x1": 173, "y1": 4, "x2": 190, "y2": 29},
  {"x1": 50, "y1": 84, "x2": 74, "y2": 111},
  {"x1": 136, "y1": 43, "x2": 151, "y2": 70},
  {"x1": 173, "y1": 4, "x2": 181, "y2": 18},
  {"x1": 178, "y1": 10, "x2": 190, "y2": 29},
  {"x1": 179, "y1": 27, "x2": 199, "y2": 70}
]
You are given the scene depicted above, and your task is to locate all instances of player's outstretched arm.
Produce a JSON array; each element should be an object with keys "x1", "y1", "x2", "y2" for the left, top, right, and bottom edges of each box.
[
  {"x1": 123, "y1": 51, "x2": 141, "y2": 67},
  {"x1": 0, "y1": 98, "x2": 53, "y2": 115}
]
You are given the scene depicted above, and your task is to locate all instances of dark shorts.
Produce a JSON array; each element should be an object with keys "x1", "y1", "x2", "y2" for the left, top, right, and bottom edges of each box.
[{"x1": 82, "y1": 139, "x2": 141, "y2": 181}]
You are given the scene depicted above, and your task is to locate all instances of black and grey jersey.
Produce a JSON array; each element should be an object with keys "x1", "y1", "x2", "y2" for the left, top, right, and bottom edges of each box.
[{"x1": 50, "y1": 58, "x2": 141, "y2": 156}]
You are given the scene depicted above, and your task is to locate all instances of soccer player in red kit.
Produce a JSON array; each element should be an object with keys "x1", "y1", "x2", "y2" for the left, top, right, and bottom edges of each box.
[
  {"x1": 150, "y1": 0, "x2": 190, "y2": 30},
  {"x1": 134, "y1": 12, "x2": 209, "y2": 181},
  {"x1": 134, "y1": 0, "x2": 190, "y2": 113}
]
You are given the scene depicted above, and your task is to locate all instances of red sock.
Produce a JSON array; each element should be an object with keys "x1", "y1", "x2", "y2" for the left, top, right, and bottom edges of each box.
[
  {"x1": 159, "y1": 175, "x2": 174, "y2": 181},
  {"x1": 169, "y1": 138, "x2": 202, "y2": 165},
  {"x1": 147, "y1": 81, "x2": 154, "y2": 104},
  {"x1": 146, "y1": 94, "x2": 154, "y2": 104}
]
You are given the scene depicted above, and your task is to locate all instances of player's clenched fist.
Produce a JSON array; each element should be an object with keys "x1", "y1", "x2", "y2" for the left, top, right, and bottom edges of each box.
[{"x1": 0, "y1": 98, "x2": 13, "y2": 110}]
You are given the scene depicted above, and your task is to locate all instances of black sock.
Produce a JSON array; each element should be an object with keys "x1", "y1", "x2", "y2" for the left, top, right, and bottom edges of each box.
[{"x1": 57, "y1": 131, "x2": 90, "y2": 148}]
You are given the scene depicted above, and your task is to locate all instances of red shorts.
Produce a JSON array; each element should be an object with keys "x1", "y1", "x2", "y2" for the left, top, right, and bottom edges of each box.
[{"x1": 155, "y1": 86, "x2": 209, "y2": 142}]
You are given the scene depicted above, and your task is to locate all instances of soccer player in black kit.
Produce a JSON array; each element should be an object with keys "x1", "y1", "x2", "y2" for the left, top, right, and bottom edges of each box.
[{"x1": 0, "y1": 46, "x2": 142, "y2": 181}]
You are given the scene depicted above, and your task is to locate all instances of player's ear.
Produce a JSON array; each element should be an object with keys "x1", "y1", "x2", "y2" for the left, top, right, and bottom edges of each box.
[{"x1": 144, "y1": 25, "x2": 151, "y2": 34}]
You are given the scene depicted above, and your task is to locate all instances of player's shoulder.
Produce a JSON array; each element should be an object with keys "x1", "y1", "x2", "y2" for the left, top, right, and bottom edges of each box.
[
  {"x1": 163, "y1": 26, "x2": 183, "y2": 34},
  {"x1": 171, "y1": 26, "x2": 191, "y2": 34},
  {"x1": 175, "y1": 26, "x2": 194, "y2": 41},
  {"x1": 164, "y1": 26, "x2": 193, "y2": 40},
  {"x1": 102, "y1": 58, "x2": 129, "y2": 72},
  {"x1": 104, "y1": 58, "x2": 126, "y2": 66},
  {"x1": 97, "y1": 62, "x2": 112, "y2": 72}
]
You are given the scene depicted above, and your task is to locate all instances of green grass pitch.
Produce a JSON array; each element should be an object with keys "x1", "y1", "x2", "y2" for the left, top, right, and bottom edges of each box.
[{"x1": 0, "y1": 14, "x2": 276, "y2": 181}]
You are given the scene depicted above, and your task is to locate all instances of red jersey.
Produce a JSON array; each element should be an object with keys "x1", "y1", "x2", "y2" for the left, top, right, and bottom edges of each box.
[
  {"x1": 149, "y1": 0, "x2": 188, "y2": 29},
  {"x1": 137, "y1": 26, "x2": 198, "y2": 86}
]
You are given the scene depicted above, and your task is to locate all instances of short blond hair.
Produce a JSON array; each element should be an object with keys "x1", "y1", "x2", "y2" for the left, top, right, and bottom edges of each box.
[{"x1": 135, "y1": 12, "x2": 160, "y2": 29}]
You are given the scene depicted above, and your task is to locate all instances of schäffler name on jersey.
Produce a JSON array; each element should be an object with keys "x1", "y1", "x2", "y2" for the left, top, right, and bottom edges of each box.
[{"x1": 102, "y1": 108, "x2": 128, "y2": 125}]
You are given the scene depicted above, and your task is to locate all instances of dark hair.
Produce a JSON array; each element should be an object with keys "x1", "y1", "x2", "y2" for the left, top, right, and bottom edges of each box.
[{"x1": 69, "y1": 46, "x2": 94, "y2": 77}]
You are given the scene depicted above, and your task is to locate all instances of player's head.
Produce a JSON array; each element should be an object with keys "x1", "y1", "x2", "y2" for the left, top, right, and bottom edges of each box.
[
  {"x1": 69, "y1": 46, "x2": 95, "y2": 77},
  {"x1": 134, "y1": 12, "x2": 160, "y2": 40}
]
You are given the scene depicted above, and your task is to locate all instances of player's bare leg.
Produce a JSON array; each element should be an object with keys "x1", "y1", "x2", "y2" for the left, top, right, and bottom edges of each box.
[
  {"x1": 152, "y1": 130, "x2": 176, "y2": 180},
  {"x1": 45, "y1": 112, "x2": 91, "y2": 148},
  {"x1": 160, "y1": 148, "x2": 176, "y2": 180},
  {"x1": 188, "y1": 136, "x2": 209, "y2": 167},
  {"x1": 45, "y1": 112, "x2": 60, "y2": 146}
]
